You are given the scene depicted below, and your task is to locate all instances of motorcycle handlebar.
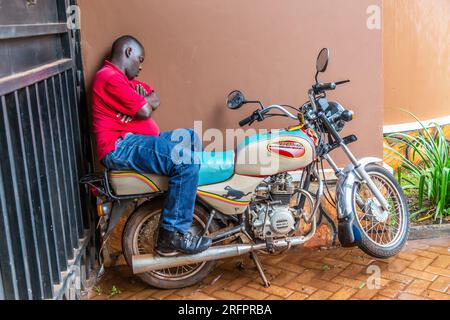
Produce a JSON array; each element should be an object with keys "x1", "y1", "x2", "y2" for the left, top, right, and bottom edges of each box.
[
  {"x1": 239, "y1": 114, "x2": 256, "y2": 127},
  {"x1": 335, "y1": 80, "x2": 351, "y2": 86},
  {"x1": 313, "y1": 80, "x2": 350, "y2": 94},
  {"x1": 239, "y1": 110, "x2": 264, "y2": 127},
  {"x1": 239, "y1": 105, "x2": 297, "y2": 127}
]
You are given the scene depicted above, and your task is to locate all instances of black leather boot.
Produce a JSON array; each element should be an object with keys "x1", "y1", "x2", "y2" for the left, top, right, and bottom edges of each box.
[{"x1": 155, "y1": 228, "x2": 212, "y2": 256}]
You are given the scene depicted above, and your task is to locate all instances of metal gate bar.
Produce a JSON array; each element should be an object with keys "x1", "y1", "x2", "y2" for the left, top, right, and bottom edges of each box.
[{"x1": 0, "y1": 0, "x2": 97, "y2": 300}]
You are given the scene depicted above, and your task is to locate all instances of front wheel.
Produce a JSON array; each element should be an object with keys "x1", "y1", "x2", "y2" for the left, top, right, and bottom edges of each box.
[{"x1": 352, "y1": 164, "x2": 410, "y2": 258}]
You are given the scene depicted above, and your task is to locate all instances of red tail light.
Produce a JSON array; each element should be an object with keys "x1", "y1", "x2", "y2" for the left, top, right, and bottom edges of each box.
[{"x1": 90, "y1": 185, "x2": 100, "y2": 197}]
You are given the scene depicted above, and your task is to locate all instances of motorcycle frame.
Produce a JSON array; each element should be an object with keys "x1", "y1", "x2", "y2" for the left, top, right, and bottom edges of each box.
[{"x1": 81, "y1": 158, "x2": 324, "y2": 251}]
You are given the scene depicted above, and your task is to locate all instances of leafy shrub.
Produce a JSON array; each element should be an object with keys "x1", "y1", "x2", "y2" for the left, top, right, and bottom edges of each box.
[{"x1": 385, "y1": 112, "x2": 450, "y2": 223}]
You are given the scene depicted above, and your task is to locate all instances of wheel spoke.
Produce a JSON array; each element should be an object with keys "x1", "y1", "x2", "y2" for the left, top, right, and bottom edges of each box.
[{"x1": 353, "y1": 171, "x2": 405, "y2": 248}]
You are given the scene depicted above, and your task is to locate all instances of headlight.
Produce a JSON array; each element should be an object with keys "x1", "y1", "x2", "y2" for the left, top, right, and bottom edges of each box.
[{"x1": 325, "y1": 101, "x2": 346, "y2": 132}]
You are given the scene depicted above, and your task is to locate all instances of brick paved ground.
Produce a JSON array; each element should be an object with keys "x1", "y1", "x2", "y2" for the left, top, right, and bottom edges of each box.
[{"x1": 88, "y1": 237, "x2": 450, "y2": 300}]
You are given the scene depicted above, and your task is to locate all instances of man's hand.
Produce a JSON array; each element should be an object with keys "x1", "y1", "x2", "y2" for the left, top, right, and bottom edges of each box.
[
  {"x1": 116, "y1": 113, "x2": 133, "y2": 123},
  {"x1": 136, "y1": 84, "x2": 148, "y2": 97},
  {"x1": 147, "y1": 91, "x2": 160, "y2": 111},
  {"x1": 135, "y1": 84, "x2": 160, "y2": 111}
]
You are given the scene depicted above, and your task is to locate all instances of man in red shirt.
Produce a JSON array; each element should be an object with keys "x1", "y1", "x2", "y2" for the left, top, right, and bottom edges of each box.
[{"x1": 92, "y1": 35, "x2": 211, "y2": 256}]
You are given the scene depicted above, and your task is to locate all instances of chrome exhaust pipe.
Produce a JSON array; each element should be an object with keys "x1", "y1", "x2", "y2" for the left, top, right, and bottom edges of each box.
[{"x1": 132, "y1": 236, "x2": 310, "y2": 274}]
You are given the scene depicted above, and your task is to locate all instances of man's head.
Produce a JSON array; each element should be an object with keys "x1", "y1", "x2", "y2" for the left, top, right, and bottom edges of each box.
[{"x1": 110, "y1": 35, "x2": 145, "y2": 80}]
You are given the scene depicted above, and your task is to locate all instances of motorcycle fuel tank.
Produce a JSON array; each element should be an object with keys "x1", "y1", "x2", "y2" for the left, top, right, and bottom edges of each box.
[{"x1": 235, "y1": 129, "x2": 316, "y2": 177}]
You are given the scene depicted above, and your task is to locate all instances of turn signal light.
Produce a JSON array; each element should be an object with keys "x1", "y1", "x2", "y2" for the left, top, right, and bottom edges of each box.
[
  {"x1": 96, "y1": 201, "x2": 112, "y2": 217},
  {"x1": 97, "y1": 204, "x2": 103, "y2": 217},
  {"x1": 341, "y1": 110, "x2": 354, "y2": 122}
]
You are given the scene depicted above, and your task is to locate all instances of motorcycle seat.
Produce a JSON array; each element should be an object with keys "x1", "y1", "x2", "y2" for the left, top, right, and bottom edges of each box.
[{"x1": 108, "y1": 151, "x2": 235, "y2": 196}]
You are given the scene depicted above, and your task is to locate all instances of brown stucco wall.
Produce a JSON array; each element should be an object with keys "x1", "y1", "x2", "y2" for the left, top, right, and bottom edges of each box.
[
  {"x1": 78, "y1": 0, "x2": 383, "y2": 166},
  {"x1": 383, "y1": 0, "x2": 450, "y2": 125}
]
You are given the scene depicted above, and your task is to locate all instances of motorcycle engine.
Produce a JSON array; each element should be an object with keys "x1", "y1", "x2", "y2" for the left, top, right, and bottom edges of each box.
[{"x1": 249, "y1": 173, "x2": 301, "y2": 239}]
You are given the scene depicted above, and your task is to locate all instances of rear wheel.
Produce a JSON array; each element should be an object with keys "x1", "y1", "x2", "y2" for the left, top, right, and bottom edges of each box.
[
  {"x1": 122, "y1": 199, "x2": 219, "y2": 289},
  {"x1": 352, "y1": 164, "x2": 410, "y2": 258}
]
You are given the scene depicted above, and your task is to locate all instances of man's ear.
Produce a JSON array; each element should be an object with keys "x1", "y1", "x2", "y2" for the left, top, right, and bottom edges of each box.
[{"x1": 125, "y1": 47, "x2": 132, "y2": 58}]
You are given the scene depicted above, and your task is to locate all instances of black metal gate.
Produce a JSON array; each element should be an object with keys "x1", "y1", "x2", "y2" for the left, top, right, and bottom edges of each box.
[{"x1": 0, "y1": 0, "x2": 98, "y2": 300}]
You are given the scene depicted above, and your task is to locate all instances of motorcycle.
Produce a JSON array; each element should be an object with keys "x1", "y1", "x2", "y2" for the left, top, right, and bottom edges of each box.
[{"x1": 81, "y1": 48, "x2": 409, "y2": 289}]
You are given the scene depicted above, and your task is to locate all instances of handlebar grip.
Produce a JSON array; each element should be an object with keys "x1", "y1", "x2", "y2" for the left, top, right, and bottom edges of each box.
[
  {"x1": 322, "y1": 83, "x2": 337, "y2": 90},
  {"x1": 239, "y1": 114, "x2": 255, "y2": 127},
  {"x1": 314, "y1": 80, "x2": 350, "y2": 93},
  {"x1": 313, "y1": 82, "x2": 336, "y2": 93}
]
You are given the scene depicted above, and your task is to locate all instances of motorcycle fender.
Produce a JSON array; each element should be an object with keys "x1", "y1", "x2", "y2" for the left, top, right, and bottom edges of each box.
[
  {"x1": 104, "y1": 200, "x2": 136, "y2": 240},
  {"x1": 335, "y1": 157, "x2": 382, "y2": 247}
]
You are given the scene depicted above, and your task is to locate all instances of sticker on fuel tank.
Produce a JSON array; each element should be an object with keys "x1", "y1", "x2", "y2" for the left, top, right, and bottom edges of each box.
[{"x1": 267, "y1": 140, "x2": 306, "y2": 158}]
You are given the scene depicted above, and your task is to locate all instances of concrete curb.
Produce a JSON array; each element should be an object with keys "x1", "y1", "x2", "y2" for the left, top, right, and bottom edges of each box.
[{"x1": 408, "y1": 223, "x2": 450, "y2": 240}]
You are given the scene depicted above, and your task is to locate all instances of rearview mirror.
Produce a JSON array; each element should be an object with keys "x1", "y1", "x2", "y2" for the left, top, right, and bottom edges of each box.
[
  {"x1": 226, "y1": 90, "x2": 246, "y2": 110},
  {"x1": 316, "y1": 48, "x2": 330, "y2": 73}
]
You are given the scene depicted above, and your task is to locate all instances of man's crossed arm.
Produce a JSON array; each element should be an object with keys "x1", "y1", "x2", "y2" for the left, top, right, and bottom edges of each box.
[
  {"x1": 135, "y1": 84, "x2": 160, "y2": 119},
  {"x1": 117, "y1": 84, "x2": 160, "y2": 123}
]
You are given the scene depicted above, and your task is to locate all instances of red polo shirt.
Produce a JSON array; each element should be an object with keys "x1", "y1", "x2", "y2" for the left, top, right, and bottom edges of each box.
[{"x1": 92, "y1": 61, "x2": 160, "y2": 161}]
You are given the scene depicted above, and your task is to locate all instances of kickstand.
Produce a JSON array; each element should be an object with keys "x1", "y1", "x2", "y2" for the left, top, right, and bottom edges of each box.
[{"x1": 250, "y1": 252, "x2": 271, "y2": 288}]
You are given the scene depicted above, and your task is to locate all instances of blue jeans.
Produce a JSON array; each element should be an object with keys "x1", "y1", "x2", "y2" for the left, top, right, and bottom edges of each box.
[{"x1": 103, "y1": 129, "x2": 203, "y2": 234}]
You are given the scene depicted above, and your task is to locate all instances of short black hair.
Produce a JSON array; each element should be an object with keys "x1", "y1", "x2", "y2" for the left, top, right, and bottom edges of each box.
[{"x1": 110, "y1": 35, "x2": 144, "y2": 60}]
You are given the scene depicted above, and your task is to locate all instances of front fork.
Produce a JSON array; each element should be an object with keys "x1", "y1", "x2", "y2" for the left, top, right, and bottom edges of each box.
[
  {"x1": 322, "y1": 143, "x2": 389, "y2": 212},
  {"x1": 308, "y1": 90, "x2": 389, "y2": 212},
  {"x1": 323, "y1": 151, "x2": 388, "y2": 247}
]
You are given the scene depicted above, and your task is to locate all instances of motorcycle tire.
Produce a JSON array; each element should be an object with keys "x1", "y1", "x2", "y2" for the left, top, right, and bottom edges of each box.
[{"x1": 352, "y1": 164, "x2": 410, "y2": 259}]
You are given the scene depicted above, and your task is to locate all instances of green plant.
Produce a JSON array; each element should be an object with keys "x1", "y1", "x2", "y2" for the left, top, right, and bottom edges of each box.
[
  {"x1": 385, "y1": 112, "x2": 450, "y2": 223},
  {"x1": 108, "y1": 285, "x2": 121, "y2": 299},
  {"x1": 94, "y1": 286, "x2": 103, "y2": 295}
]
